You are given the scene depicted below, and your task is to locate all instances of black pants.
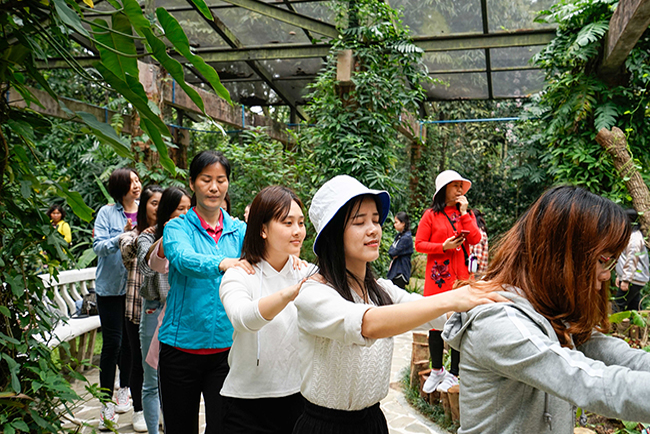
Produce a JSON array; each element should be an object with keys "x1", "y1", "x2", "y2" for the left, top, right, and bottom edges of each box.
[
  {"x1": 159, "y1": 343, "x2": 229, "y2": 434},
  {"x1": 390, "y1": 275, "x2": 408, "y2": 289},
  {"x1": 614, "y1": 283, "x2": 644, "y2": 312},
  {"x1": 429, "y1": 330, "x2": 459, "y2": 377},
  {"x1": 292, "y1": 400, "x2": 388, "y2": 434},
  {"x1": 222, "y1": 393, "x2": 304, "y2": 434},
  {"x1": 124, "y1": 318, "x2": 143, "y2": 412},
  {"x1": 97, "y1": 294, "x2": 130, "y2": 400}
]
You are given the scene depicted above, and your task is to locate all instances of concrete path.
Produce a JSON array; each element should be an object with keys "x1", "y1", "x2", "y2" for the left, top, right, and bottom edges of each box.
[{"x1": 63, "y1": 332, "x2": 446, "y2": 433}]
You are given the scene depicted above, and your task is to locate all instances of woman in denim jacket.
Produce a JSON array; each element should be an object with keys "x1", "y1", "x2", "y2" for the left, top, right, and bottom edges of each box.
[{"x1": 93, "y1": 167, "x2": 141, "y2": 429}]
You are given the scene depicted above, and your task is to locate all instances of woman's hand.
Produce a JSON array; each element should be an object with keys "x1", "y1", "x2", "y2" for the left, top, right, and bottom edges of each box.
[
  {"x1": 456, "y1": 195, "x2": 469, "y2": 215},
  {"x1": 282, "y1": 278, "x2": 307, "y2": 303},
  {"x1": 442, "y1": 235, "x2": 465, "y2": 251},
  {"x1": 143, "y1": 226, "x2": 156, "y2": 235},
  {"x1": 447, "y1": 285, "x2": 509, "y2": 312},
  {"x1": 124, "y1": 218, "x2": 133, "y2": 232},
  {"x1": 291, "y1": 255, "x2": 308, "y2": 270},
  {"x1": 220, "y1": 258, "x2": 255, "y2": 275},
  {"x1": 620, "y1": 281, "x2": 629, "y2": 291}
]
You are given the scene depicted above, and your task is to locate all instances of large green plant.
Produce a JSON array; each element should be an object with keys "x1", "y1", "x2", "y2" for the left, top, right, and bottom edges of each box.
[
  {"x1": 531, "y1": 0, "x2": 650, "y2": 201},
  {"x1": 305, "y1": 0, "x2": 430, "y2": 196},
  {"x1": 0, "y1": 0, "x2": 231, "y2": 430}
]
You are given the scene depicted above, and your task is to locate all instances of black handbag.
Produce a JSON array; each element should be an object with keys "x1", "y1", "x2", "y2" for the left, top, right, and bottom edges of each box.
[{"x1": 81, "y1": 291, "x2": 98, "y2": 316}]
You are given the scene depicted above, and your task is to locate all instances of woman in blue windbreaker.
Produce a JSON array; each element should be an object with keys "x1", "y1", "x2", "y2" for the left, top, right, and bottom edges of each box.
[{"x1": 158, "y1": 150, "x2": 253, "y2": 434}]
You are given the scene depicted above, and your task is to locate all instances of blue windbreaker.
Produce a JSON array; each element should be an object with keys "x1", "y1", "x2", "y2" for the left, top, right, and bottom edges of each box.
[
  {"x1": 159, "y1": 208, "x2": 246, "y2": 350},
  {"x1": 93, "y1": 202, "x2": 128, "y2": 297}
]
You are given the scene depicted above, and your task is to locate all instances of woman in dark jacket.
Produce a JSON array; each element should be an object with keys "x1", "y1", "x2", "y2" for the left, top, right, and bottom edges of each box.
[{"x1": 387, "y1": 212, "x2": 413, "y2": 289}]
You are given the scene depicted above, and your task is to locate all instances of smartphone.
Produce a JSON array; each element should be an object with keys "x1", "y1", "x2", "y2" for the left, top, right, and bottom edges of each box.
[{"x1": 460, "y1": 230, "x2": 470, "y2": 237}]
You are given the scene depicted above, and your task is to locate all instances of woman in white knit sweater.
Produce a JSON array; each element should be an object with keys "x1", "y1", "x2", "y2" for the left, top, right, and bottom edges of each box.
[
  {"x1": 219, "y1": 185, "x2": 314, "y2": 434},
  {"x1": 293, "y1": 175, "x2": 506, "y2": 434}
]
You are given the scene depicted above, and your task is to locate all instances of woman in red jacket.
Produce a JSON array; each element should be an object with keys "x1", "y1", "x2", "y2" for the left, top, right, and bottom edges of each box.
[{"x1": 415, "y1": 170, "x2": 481, "y2": 394}]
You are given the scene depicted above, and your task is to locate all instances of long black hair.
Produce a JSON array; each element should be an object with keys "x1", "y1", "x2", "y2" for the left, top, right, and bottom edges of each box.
[
  {"x1": 625, "y1": 208, "x2": 640, "y2": 232},
  {"x1": 315, "y1": 194, "x2": 393, "y2": 306},
  {"x1": 155, "y1": 186, "x2": 191, "y2": 241},
  {"x1": 136, "y1": 185, "x2": 164, "y2": 233},
  {"x1": 431, "y1": 185, "x2": 447, "y2": 213}
]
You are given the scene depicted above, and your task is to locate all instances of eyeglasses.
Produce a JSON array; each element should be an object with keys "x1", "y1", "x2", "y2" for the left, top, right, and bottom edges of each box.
[{"x1": 598, "y1": 255, "x2": 617, "y2": 272}]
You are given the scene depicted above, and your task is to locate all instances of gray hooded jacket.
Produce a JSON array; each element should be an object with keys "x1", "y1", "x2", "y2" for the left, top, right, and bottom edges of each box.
[{"x1": 442, "y1": 291, "x2": 650, "y2": 434}]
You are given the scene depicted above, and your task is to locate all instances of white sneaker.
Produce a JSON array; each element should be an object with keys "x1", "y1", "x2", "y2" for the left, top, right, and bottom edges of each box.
[
  {"x1": 423, "y1": 367, "x2": 447, "y2": 393},
  {"x1": 98, "y1": 402, "x2": 119, "y2": 431},
  {"x1": 114, "y1": 387, "x2": 132, "y2": 413},
  {"x1": 436, "y1": 372, "x2": 459, "y2": 392},
  {"x1": 132, "y1": 410, "x2": 147, "y2": 432}
]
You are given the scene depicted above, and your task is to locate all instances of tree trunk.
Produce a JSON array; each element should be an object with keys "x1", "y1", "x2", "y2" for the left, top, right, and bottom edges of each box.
[{"x1": 595, "y1": 126, "x2": 650, "y2": 243}]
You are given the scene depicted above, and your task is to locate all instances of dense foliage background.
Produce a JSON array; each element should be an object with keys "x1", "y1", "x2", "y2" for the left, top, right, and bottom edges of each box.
[{"x1": 2, "y1": 0, "x2": 649, "y2": 431}]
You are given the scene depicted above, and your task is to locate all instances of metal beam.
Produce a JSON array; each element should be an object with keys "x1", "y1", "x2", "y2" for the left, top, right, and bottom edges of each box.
[
  {"x1": 170, "y1": 30, "x2": 556, "y2": 63},
  {"x1": 217, "y1": 0, "x2": 338, "y2": 38},
  {"x1": 83, "y1": 0, "x2": 333, "y2": 17},
  {"x1": 414, "y1": 29, "x2": 556, "y2": 52},
  {"x1": 600, "y1": 0, "x2": 650, "y2": 76},
  {"x1": 185, "y1": 0, "x2": 308, "y2": 120}
]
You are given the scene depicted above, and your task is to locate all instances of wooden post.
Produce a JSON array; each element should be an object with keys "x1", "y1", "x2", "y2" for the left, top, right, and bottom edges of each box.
[{"x1": 595, "y1": 127, "x2": 650, "y2": 242}]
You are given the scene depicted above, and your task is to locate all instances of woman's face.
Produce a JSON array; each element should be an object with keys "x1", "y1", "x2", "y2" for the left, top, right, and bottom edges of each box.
[
  {"x1": 344, "y1": 197, "x2": 382, "y2": 267},
  {"x1": 170, "y1": 196, "x2": 192, "y2": 220},
  {"x1": 190, "y1": 162, "x2": 229, "y2": 213},
  {"x1": 122, "y1": 171, "x2": 142, "y2": 203},
  {"x1": 445, "y1": 181, "x2": 465, "y2": 206},
  {"x1": 50, "y1": 209, "x2": 62, "y2": 224},
  {"x1": 596, "y1": 252, "x2": 616, "y2": 286},
  {"x1": 146, "y1": 192, "x2": 162, "y2": 227},
  {"x1": 393, "y1": 217, "x2": 405, "y2": 233},
  {"x1": 262, "y1": 200, "x2": 306, "y2": 260}
]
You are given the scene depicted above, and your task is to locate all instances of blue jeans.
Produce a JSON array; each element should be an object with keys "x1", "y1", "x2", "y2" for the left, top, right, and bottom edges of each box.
[{"x1": 139, "y1": 299, "x2": 163, "y2": 434}]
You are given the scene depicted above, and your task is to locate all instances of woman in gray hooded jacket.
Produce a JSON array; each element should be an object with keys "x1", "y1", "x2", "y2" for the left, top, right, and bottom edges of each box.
[{"x1": 443, "y1": 186, "x2": 650, "y2": 434}]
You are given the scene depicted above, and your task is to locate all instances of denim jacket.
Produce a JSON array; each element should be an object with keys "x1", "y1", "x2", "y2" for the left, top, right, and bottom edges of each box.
[
  {"x1": 159, "y1": 208, "x2": 246, "y2": 350},
  {"x1": 93, "y1": 202, "x2": 128, "y2": 296}
]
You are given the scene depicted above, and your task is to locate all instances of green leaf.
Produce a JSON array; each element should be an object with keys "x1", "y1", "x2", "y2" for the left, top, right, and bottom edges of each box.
[
  {"x1": 609, "y1": 311, "x2": 631, "y2": 324},
  {"x1": 10, "y1": 420, "x2": 29, "y2": 431},
  {"x1": 1, "y1": 354, "x2": 21, "y2": 393},
  {"x1": 630, "y1": 310, "x2": 646, "y2": 328},
  {"x1": 74, "y1": 110, "x2": 133, "y2": 158},
  {"x1": 4, "y1": 424, "x2": 16, "y2": 434},
  {"x1": 52, "y1": 0, "x2": 90, "y2": 37},
  {"x1": 156, "y1": 9, "x2": 231, "y2": 104},
  {"x1": 76, "y1": 247, "x2": 97, "y2": 269},
  {"x1": 91, "y1": 14, "x2": 138, "y2": 81},
  {"x1": 594, "y1": 102, "x2": 619, "y2": 132},
  {"x1": 142, "y1": 27, "x2": 205, "y2": 112},
  {"x1": 0, "y1": 306, "x2": 10, "y2": 317},
  {"x1": 52, "y1": 182, "x2": 95, "y2": 222},
  {"x1": 186, "y1": 0, "x2": 213, "y2": 20},
  {"x1": 96, "y1": 63, "x2": 171, "y2": 137},
  {"x1": 19, "y1": 181, "x2": 32, "y2": 199},
  {"x1": 140, "y1": 118, "x2": 176, "y2": 175}
]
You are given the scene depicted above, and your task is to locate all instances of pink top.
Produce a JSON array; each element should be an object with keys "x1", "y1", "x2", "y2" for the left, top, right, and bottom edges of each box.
[{"x1": 148, "y1": 241, "x2": 169, "y2": 274}]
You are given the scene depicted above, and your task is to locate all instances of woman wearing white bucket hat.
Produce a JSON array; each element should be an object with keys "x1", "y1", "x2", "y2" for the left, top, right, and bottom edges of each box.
[
  {"x1": 415, "y1": 169, "x2": 481, "y2": 395},
  {"x1": 292, "y1": 175, "x2": 505, "y2": 434}
]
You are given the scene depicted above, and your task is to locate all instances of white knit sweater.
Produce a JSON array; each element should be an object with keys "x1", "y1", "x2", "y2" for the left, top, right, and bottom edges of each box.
[
  {"x1": 294, "y1": 278, "x2": 446, "y2": 411},
  {"x1": 219, "y1": 257, "x2": 315, "y2": 398}
]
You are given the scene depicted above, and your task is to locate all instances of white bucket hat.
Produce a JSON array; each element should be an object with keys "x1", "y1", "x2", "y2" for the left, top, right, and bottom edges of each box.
[
  {"x1": 309, "y1": 175, "x2": 390, "y2": 254},
  {"x1": 433, "y1": 170, "x2": 472, "y2": 201}
]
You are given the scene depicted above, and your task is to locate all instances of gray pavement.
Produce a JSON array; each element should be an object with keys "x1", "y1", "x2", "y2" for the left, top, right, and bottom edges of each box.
[{"x1": 62, "y1": 332, "x2": 446, "y2": 433}]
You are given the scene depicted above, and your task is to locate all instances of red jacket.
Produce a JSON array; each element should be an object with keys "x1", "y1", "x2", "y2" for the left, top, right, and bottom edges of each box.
[{"x1": 415, "y1": 207, "x2": 481, "y2": 296}]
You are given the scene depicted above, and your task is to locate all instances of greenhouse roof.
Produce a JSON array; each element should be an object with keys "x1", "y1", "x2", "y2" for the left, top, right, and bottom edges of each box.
[{"x1": 77, "y1": 0, "x2": 557, "y2": 117}]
